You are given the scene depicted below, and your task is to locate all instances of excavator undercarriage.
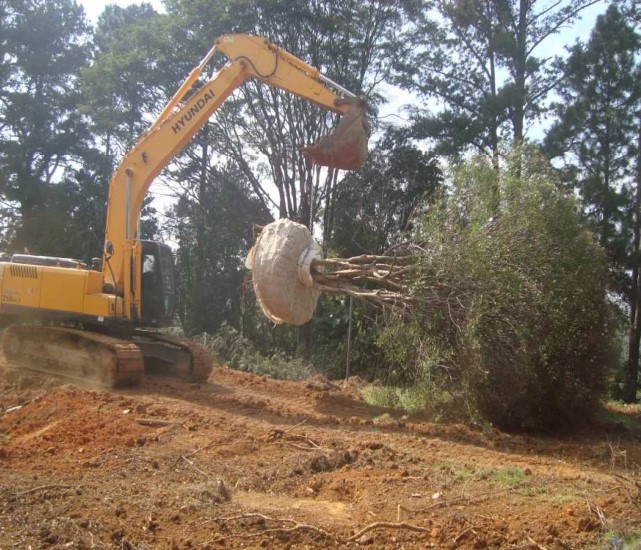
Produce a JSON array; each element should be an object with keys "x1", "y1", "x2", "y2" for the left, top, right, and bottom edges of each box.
[{"x1": 2, "y1": 325, "x2": 211, "y2": 388}]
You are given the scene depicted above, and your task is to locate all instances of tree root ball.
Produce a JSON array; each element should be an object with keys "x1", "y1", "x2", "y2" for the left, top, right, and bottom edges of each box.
[{"x1": 246, "y1": 219, "x2": 322, "y2": 325}]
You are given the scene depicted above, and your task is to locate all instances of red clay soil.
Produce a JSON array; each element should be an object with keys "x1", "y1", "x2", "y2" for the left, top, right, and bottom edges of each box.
[{"x1": 1, "y1": 356, "x2": 640, "y2": 549}]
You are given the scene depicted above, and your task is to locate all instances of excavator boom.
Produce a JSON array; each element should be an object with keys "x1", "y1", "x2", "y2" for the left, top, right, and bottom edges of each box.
[{"x1": 103, "y1": 34, "x2": 367, "y2": 322}]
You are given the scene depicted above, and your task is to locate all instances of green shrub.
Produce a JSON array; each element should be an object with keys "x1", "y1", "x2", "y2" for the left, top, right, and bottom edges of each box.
[
  {"x1": 202, "y1": 323, "x2": 316, "y2": 380},
  {"x1": 601, "y1": 530, "x2": 641, "y2": 550},
  {"x1": 361, "y1": 381, "x2": 472, "y2": 422},
  {"x1": 381, "y1": 151, "x2": 616, "y2": 431}
]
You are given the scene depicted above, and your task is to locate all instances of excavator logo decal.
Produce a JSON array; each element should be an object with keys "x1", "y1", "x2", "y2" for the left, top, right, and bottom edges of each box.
[
  {"x1": 171, "y1": 89, "x2": 216, "y2": 134},
  {"x1": 1, "y1": 289, "x2": 20, "y2": 303}
]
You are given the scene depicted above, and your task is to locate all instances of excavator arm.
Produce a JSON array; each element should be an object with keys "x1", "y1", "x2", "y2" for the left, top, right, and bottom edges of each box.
[{"x1": 102, "y1": 34, "x2": 366, "y2": 321}]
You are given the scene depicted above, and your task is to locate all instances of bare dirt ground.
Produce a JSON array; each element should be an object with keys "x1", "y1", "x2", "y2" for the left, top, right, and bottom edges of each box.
[{"x1": 1, "y1": 355, "x2": 641, "y2": 549}]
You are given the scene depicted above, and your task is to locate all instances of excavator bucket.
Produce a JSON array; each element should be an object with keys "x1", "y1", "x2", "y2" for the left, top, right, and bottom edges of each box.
[{"x1": 302, "y1": 97, "x2": 369, "y2": 170}]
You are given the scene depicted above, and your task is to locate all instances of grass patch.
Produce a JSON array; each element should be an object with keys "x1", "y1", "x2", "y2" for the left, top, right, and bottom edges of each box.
[
  {"x1": 453, "y1": 465, "x2": 478, "y2": 483},
  {"x1": 536, "y1": 486, "x2": 590, "y2": 504},
  {"x1": 360, "y1": 382, "x2": 472, "y2": 422},
  {"x1": 488, "y1": 467, "x2": 527, "y2": 488},
  {"x1": 599, "y1": 530, "x2": 641, "y2": 550},
  {"x1": 597, "y1": 403, "x2": 641, "y2": 438},
  {"x1": 360, "y1": 385, "x2": 422, "y2": 411}
]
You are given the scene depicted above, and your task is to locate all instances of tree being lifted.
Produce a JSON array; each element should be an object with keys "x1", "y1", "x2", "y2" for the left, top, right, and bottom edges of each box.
[
  {"x1": 247, "y1": 152, "x2": 615, "y2": 431},
  {"x1": 246, "y1": 219, "x2": 417, "y2": 325}
]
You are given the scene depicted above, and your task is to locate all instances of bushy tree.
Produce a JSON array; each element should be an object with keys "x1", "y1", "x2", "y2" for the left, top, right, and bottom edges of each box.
[
  {"x1": 545, "y1": 5, "x2": 640, "y2": 254},
  {"x1": 314, "y1": 127, "x2": 442, "y2": 379},
  {"x1": 169, "y1": 163, "x2": 270, "y2": 335},
  {"x1": 381, "y1": 151, "x2": 615, "y2": 431},
  {"x1": 81, "y1": 3, "x2": 165, "y2": 165},
  {"x1": 328, "y1": 127, "x2": 442, "y2": 256}
]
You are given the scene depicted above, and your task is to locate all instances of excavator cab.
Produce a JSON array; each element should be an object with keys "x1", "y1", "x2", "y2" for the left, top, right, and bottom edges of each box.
[{"x1": 140, "y1": 241, "x2": 176, "y2": 328}]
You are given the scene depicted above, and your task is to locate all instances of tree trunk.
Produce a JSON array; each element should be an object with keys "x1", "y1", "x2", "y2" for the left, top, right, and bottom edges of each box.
[
  {"x1": 626, "y1": 292, "x2": 641, "y2": 403},
  {"x1": 623, "y1": 121, "x2": 641, "y2": 403},
  {"x1": 513, "y1": 0, "x2": 528, "y2": 145}
]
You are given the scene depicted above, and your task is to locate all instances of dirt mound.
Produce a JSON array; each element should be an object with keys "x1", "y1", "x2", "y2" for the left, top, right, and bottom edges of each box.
[{"x1": 1, "y1": 361, "x2": 640, "y2": 549}]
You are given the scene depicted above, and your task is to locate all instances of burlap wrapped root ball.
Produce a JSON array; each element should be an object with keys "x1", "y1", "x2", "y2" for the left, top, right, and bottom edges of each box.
[{"x1": 246, "y1": 219, "x2": 323, "y2": 325}]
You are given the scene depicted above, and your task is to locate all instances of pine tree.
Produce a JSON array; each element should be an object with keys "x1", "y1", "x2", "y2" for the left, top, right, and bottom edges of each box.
[
  {"x1": 545, "y1": 5, "x2": 641, "y2": 402},
  {"x1": 398, "y1": 0, "x2": 601, "y2": 166}
]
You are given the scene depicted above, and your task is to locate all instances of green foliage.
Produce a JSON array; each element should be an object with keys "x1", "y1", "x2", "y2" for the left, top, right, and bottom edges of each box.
[
  {"x1": 600, "y1": 530, "x2": 641, "y2": 550},
  {"x1": 596, "y1": 403, "x2": 641, "y2": 438},
  {"x1": 170, "y1": 164, "x2": 269, "y2": 336},
  {"x1": 81, "y1": 3, "x2": 165, "y2": 159},
  {"x1": 309, "y1": 295, "x2": 352, "y2": 377},
  {"x1": 312, "y1": 295, "x2": 391, "y2": 380},
  {"x1": 544, "y1": 5, "x2": 641, "y2": 405},
  {"x1": 545, "y1": 5, "x2": 641, "y2": 253},
  {"x1": 208, "y1": 323, "x2": 315, "y2": 381},
  {"x1": 328, "y1": 127, "x2": 442, "y2": 256},
  {"x1": 399, "y1": 0, "x2": 599, "y2": 161},
  {"x1": 0, "y1": 0, "x2": 92, "y2": 251},
  {"x1": 380, "y1": 151, "x2": 615, "y2": 431},
  {"x1": 360, "y1": 382, "x2": 467, "y2": 421},
  {"x1": 489, "y1": 467, "x2": 526, "y2": 488},
  {"x1": 318, "y1": 130, "x2": 441, "y2": 380}
]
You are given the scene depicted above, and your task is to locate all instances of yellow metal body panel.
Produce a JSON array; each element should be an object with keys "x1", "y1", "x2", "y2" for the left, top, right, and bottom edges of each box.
[
  {"x1": 40, "y1": 267, "x2": 85, "y2": 312},
  {"x1": 0, "y1": 262, "x2": 124, "y2": 322},
  {"x1": 83, "y1": 293, "x2": 122, "y2": 317},
  {"x1": 84, "y1": 270, "x2": 104, "y2": 295},
  {"x1": 1, "y1": 263, "x2": 41, "y2": 308}
]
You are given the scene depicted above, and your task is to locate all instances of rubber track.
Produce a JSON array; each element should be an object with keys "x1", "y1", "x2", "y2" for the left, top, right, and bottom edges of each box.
[
  {"x1": 133, "y1": 330, "x2": 213, "y2": 383},
  {"x1": 2, "y1": 325, "x2": 144, "y2": 388}
]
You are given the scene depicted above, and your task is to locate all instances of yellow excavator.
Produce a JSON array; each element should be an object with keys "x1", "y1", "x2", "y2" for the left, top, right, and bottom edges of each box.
[{"x1": 0, "y1": 34, "x2": 368, "y2": 388}]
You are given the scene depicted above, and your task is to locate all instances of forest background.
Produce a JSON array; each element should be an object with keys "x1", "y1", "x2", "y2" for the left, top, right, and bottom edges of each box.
[{"x1": 1, "y1": 0, "x2": 641, "y2": 429}]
